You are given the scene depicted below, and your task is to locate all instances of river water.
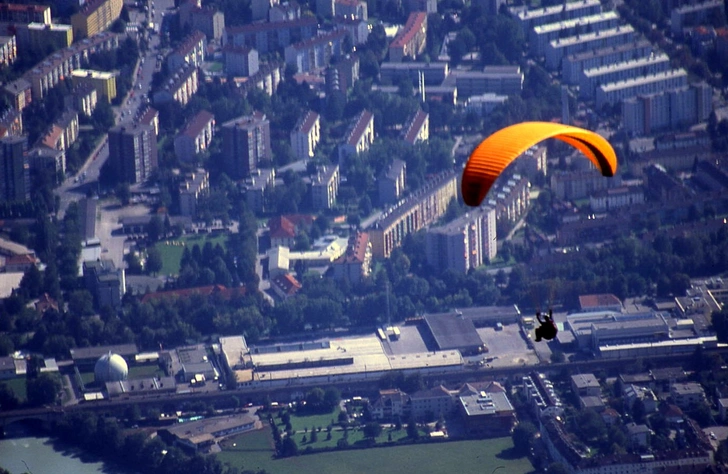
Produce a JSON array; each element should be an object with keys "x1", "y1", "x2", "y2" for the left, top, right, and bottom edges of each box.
[{"x1": 0, "y1": 424, "x2": 137, "y2": 474}]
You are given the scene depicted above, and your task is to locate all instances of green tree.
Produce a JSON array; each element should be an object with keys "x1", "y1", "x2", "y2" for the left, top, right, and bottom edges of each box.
[
  {"x1": 147, "y1": 215, "x2": 165, "y2": 242},
  {"x1": 281, "y1": 437, "x2": 298, "y2": 457},
  {"x1": 26, "y1": 373, "x2": 61, "y2": 407},
  {"x1": 0, "y1": 382, "x2": 19, "y2": 409},
  {"x1": 363, "y1": 422, "x2": 382, "y2": 439},
  {"x1": 406, "y1": 417, "x2": 419, "y2": 439},
  {"x1": 324, "y1": 386, "x2": 341, "y2": 409},
  {"x1": 512, "y1": 421, "x2": 537, "y2": 455},
  {"x1": 146, "y1": 247, "x2": 163, "y2": 275}
]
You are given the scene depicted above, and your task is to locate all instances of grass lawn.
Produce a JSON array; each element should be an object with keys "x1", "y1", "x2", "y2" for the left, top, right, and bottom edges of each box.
[
  {"x1": 154, "y1": 233, "x2": 228, "y2": 275},
  {"x1": 217, "y1": 428, "x2": 533, "y2": 474},
  {"x1": 3, "y1": 377, "x2": 27, "y2": 402},
  {"x1": 276, "y1": 407, "x2": 341, "y2": 433},
  {"x1": 128, "y1": 364, "x2": 165, "y2": 379}
]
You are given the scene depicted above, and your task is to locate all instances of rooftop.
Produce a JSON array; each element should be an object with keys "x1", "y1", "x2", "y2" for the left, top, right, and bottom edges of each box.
[
  {"x1": 180, "y1": 110, "x2": 214, "y2": 138},
  {"x1": 598, "y1": 69, "x2": 687, "y2": 93},
  {"x1": 571, "y1": 373, "x2": 600, "y2": 389},
  {"x1": 402, "y1": 109, "x2": 427, "y2": 145},
  {"x1": 423, "y1": 313, "x2": 483, "y2": 351},
  {"x1": 344, "y1": 109, "x2": 373, "y2": 146},
  {"x1": 390, "y1": 12, "x2": 427, "y2": 49},
  {"x1": 459, "y1": 390, "x2": 513, "y2": 417}
]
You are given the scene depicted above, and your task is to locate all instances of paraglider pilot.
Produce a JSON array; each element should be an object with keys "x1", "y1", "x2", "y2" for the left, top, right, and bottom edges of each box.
[{"x1": 535, "y1": 309, "x2": 557, "y2": 342}]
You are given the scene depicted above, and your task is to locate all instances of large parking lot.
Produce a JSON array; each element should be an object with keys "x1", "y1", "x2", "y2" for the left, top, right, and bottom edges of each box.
[{"x1": 476, "y1": 324, "x2": 540, "y2": 368}]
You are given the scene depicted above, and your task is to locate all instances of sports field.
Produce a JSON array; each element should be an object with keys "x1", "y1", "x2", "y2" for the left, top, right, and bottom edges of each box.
[
  {"x1": 217, "y1": 427, "x2": 534, "y2": 474},
  {"x1": 154, "y1": 233, "x2": 227, "y2": 275}
]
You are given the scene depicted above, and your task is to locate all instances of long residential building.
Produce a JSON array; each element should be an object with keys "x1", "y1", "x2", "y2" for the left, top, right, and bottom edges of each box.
[
  {"x1": 0, "y1": 3, "x2": 51, "y2": 25},
  {"x1": 425, "y1": 206, "x2": 496, "y2": 273},
  {"x1": 284, "y1": 29, "x2": 347, "y2": 73},
  {"x1": 223, "y1": 45, "x2": 259, "y2": 77},
  {"x1": 16, "y1": 31, "x2": 119, "y2": 105},
  {"x1": 389, "y1": 12, "x2": 427, "y2": 62},
  {"x1": 15, "y1": 23, "x2": 74, "y2": 53},
  {"x1": 221, "y1": 112, "x2": 271, "y2": 179},
  {"x1": 622, "y1": 82, "x2": 712, "y2": 136},
  {"x1": 401, "y1": 108, "x2": 428, "y2": 145},
  {"x1": 380, "y1": 61, "x2": 449, "y2": 86},
  {"x1": 529, "y1": 11, "x2": 621, "y2": 57},
  {"x1": 71, "y1": 69, "x2": 117, "y2": 103},
  {"x1": 153, "y1": 63, "x2": 199, "y2": 107},
  {"x1": 0, "y1": 136, "x2": 29, "y2": 202},
  {"x1": 179, "y1": 169, "x2": 209, "y2": 217},
  {"x1": 562, "y1": 39, "x2": 654, "y2": 85},
  {"x1": 369, "y1": 171, "x2": 458, "y2": 258},
  {"x1": 168, "y1": 30, "x2": 207, "y2": 72},
  {"x1": 545, "y1": 25, "x2": 637, "y2": 70},
  {"x1": 579, "y1": 53, "x2": 671, "y2": 100},
  {"x1": 0, "y1": 36, "x2": 16, "y2": 67},
  {"x1": 338, "y1": 109, "x2": 374, "y2": 167},
  {"x1": 223, "y1": 17, "x2": 317, "y2": 54},
  {"x1": 174, "y1": 110, "x2": 215, "y2": 162},
  {"x1": 444, "y1": 66, "x2": 523, "y2": 97},
  {"x1": 671, "y1": 0, "x2": 725, "y2": 36},
  {"x1": 71, "y1": 0, "x2": 123, "y2": 39},
  {"x1": 310, "y1": 164, "x2": 340, "y2": 210},
  {"x1": 290, "y1": 110, "x2": 320, "y2": 160},
  {"x1": 595, "y1": 68, "x2": 688, "y2": 109},
  {"x1": 512, "y1": 0, "x2": 602, "y2": 34}
]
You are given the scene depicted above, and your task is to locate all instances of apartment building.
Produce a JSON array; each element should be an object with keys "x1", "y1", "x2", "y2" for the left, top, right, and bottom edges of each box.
[
  {"x1": 251, "y1": 0, "x2": 277, "y2": 21},
  {"x1": 310, "y1": 164, "x2": 340, "y2": 210},
  {"x1": 0, "y1": 36, "x2": 16, "y2": 67},
  {"x1": 589, "y1": 186, "x2": 644, "y2": 212},
  {"x1": 326, "y1": 54, "x2": 360, "y2": 93},
  {"x1": 223, "y1": 17, "x2": 317, "y2": 54},
  {"x1": 174, "y1": 110, "x2": 215, "y2": 162},
  {"x1": 670, "y1": 382, "x2": 707, "y2": 409},
  {"x1": 221, "y1": 112, "x2": 271, "y2": 179},
  {"x1": 425, "y1": 206, "x2": 497, "y2": 273},
  {"x1": 333, "y1": 17, "x2": 369, "y2": 45},
  {"x1": 245, "y1": 168, "x2": 276, "y2": 212},
  {"x1": 168, "y1": 30, "x2": 206, "y2": 73},
  {"x1": 284, "y1": 29, "x2": 347, "y2": 73},
  {"x1": 27, "y1": 147, "x2": 64, "y2": 180},
  {"x1": 562, "y1": 39, "x2": 654, "y2": 85},
  {"x1": 380, "y1": 61, "x2": 449, "y2": 85},
  {"x1": 671, "y1": 0, "x2": 725, "y2": 36},
  {"x1": 596, "y1": 68, "x2": 688, "y2": 109},
  {"x1": 192, "y1": 7, "x2": 225, "y2": 41},
  {"x1": 223, "y1": 45, "x2": 259, "y2": 77},
  {"x1": 512, "y1": 0, "x2": 601, "y2": 34},
  {"x1": 71, "y1": 0, "x2": 123, "y2": 39},
  {"x1": 71, "y1": 69, "x2": 117, "y2": 103},
  {"x1": 464, "y1": 93, "x2": 508, "y2": 116},
  {"x1": 83, "y1": 259, "x2": 125, "y2": 309},
  {"x1": 20, "y1": 31, "x2": 119, "y2": 103},
  {"x1": 379, "y1": 159, "x2": 406, "y2": 206},
  {"x1": 335, "y1": 0, "x2": 367, "y2": 20},
  {"x1": 0, "y1": 136, "x2": 29, "y2": 202},
  {"x1": 316, "y1": 0, "x2": 335, "y2": 17},
  {"x1": 579, "y1": 53, "x2": 671, "y2": 100},
  {"x1": 551, "y1": 169, "x2": 620, "y2": 200},
  {"x1": 530, "y1": 11, "x2": 621, "y2": 57},
  {"x1": 108, "y1": 124, "x2": 158, "y2": 184},
  {"x1": 67, "y1": 92, "x2": 94, "y2": 131},
  {"x1": 389, "y1": 12, "x2": 427, "y2": 62},
  {"x1": 290, "y1": 110, "x2": 320, "y2": 160},
  {"x1": 338, "y1": 109, "x2": 374, "y2": 167},
  {"x1": 544, "y1": 25, "x2": 637, "y2": 71},
  {"x1": 39, "y1": 109, "x2": 78, "y2": 157},
  {"x1": 16, "y1": 23, "x2": 73, "y2": 53},
  {"x1": 401, "y1": 108, "x2": 428, "y2": 145},
  {"x1": 484, "y1": 174, "x2": 530, "y2": 229},
  {"x1": 138, "y1": 106, "x2": 159, "y2": 137},
  {"x1": 153, "y1": 63, "x2": 199, "y2": 107},
  {"x1": 236, "y1": 62, "x2": 282, "y2": 96},
  {"x1": 179, "y1": 169, "x2": 209, "y2": 217},
  {"x1": 369, "y1": 171, "x2": 458, "y2": 258},
  {"x1": 0, "y1": 3, "x2": 51, "y2": 25},
  {"x1": 622, "y1": 82, "x2": 712, "y2": 136},
  {"x1": 332, "y1": 231, "x2": 372, "y2": 284},
  {"x1": 0, "y1": 108, "x2": 23, "y2": 139},
  {"x1": 444, "y1": 66, "x2": 523, "y2": 97},
  {"x1": 270, "y1": 2, "x2": 301, "y2": 22},
  {"x1": 3, "y1": 78, "x2": 31, "y2": 111}
]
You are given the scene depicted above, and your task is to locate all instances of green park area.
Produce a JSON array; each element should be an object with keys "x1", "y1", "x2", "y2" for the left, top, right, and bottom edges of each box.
[
  {"x1": 218, "y1": 427, "x2": 533, "y2": 474},
  {"x1": 154, "y1": 233, "x2": 227, "y2": 275},
  {"x1": 3, "y1": 377, "x2": 27, "y2": 403}
]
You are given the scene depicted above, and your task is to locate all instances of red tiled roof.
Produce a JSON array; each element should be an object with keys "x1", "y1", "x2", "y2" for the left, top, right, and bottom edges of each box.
[
  {"x1": 390, "y1": 12, "x2": 426, "y2": 49},
  {"x1": 226, "y1": 16, "x2": 316, "y2": 35},
  {"x1": 139, "y1": 106, "x2": 159, "y2": 126},
  {"x1": 175, "y1": 30, "x2": 206, "y2": 56},
  {"x1": 0, "y1": 4, "x2": 48, "y2": 14},
  {"x1": 283, "y1": 214, "x2": 315, "y2": 227},
  {"x1": 35, "y1": 293, "x2": 58, "y2": 313},
  {"x1": 180, "y1": 110, "x2": 214, "y2": 138},
  {"x1": 42, "y1": 125, "x2": 64, "y2": 149},
  {"x1": 337, "y1": 232, "x2": 369, "y2": 264},
  {"x1": 402, "y1": 109, "x2": 427, "y2": 144},
  {"x1": 272, "y1": 273, "x2": 301, "y2": 295},
  {"x1": 346, "y1": 109, "x2": 373, "y2": 146},
  {"x1": 6, "y1": 254, "x2": 36, "y2": 266},
  {"x1": 579, "y1": 293, "x2": 621, "y2": 309},
  {"x1": 295, "y1": 110, "x2": 319, "y2": 134},
  {"x1": 141, "y1": 284, "x2": 245, "y2": 303},
  {"x1": 269, "y1": 216, "x2": 296, "y2": 239}
]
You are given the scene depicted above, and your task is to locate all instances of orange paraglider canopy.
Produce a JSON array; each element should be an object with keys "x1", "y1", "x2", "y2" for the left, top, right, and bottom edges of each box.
[{"x1": 461, "y1": 122, "x2": 617, "y2": 207}]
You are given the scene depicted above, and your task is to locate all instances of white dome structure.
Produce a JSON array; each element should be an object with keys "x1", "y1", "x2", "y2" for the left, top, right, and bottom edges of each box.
[{"x1": 94, "y1": 352, "x2": 128, "y2": 384}]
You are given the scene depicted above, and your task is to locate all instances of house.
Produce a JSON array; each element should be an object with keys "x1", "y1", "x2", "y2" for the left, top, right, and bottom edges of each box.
[
  {"x1": 659, "y1": 404, "x2": 685, "y2": 428},
  {"x1": 409, "y1": 385, "x2": 454, "y2": 421},
  {"x1": 370, "y1": 388, "x2": 410, "y2": 420},
  {"x1": 670, "y1": 382, "x2": 707, "y2": 409},
  {"x1": 571, "y1": 373, "x2": 600, "y2": 397},
  {"x1": 331, "y1": 232, "x2": 372, "y2": 284},
  {"x1": 270, "y1": 273, "x2": 302, "y2": 300},
  {"x1": 625, "y1": 422, "x2": 652, "y2": 449},
  {"x1": 268, "y1": 216, "x2": 296, "y2": 248}
]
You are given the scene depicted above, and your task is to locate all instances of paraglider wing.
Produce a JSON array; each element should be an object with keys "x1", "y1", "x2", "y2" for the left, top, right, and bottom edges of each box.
[{"x1": 461, "y1": 122, "x2": 617, "y2": 207}]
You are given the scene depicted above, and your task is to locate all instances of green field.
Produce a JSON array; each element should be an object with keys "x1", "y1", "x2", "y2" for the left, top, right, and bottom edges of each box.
[
  {"x1": 154, "y1": 233, "x2": 228, "y2": 275},
  {"x1": 217, "y1": 428, "x2": 534, "y2": 474},
  {"x1": 278, "y1": 407, "x2": 342, "y2": 434},
  {"x1": 128, "y1": 364, "x2": 165, "y2": 379}
]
